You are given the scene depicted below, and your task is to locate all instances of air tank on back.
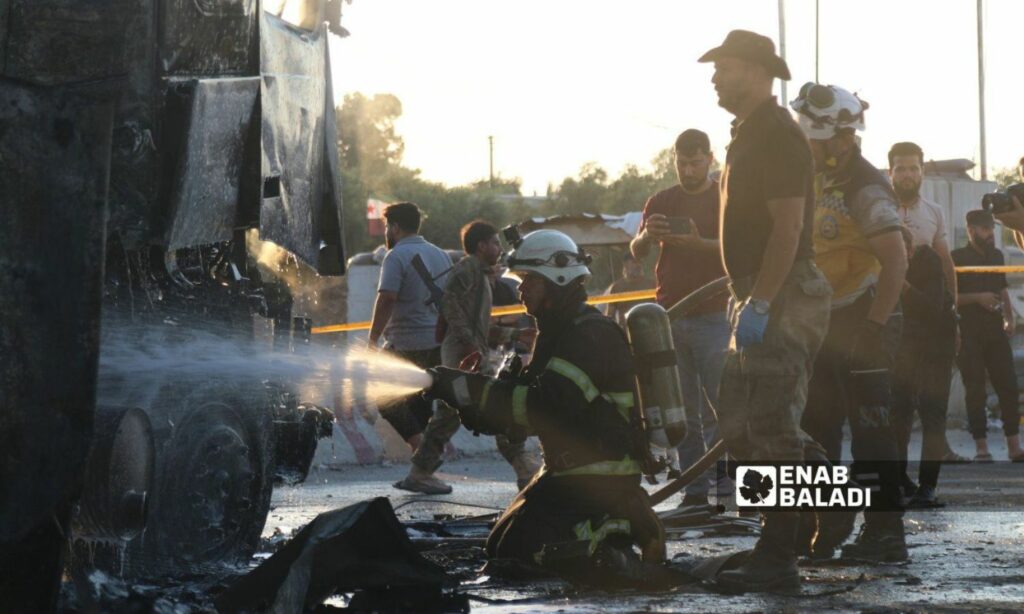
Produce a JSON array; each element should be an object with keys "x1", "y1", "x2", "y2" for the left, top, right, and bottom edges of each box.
[{"x1": 625, "y1": 302, "x2": 687, "y2": 448}]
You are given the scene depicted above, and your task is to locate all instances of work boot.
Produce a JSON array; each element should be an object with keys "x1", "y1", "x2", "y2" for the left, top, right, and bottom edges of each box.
[
  {"x1": 795, "y1": 511, "x2": 817, "y2": 558},
  {"x1": 393, "y1": 467, "x2": 453, "y2": 495},
  {"x1": 810, "y1": 510, "x2": 856, "y2": 560},
  {"x1": 841, "y1": 515, "x2": 908, "y2": 563},
  {"x1": 717, "y1": 512, "x2": 800, "y2": 592},
  {"x1": 906, "y1": 485, "x2": 943, "y2": 509},
  {"x1": 511, "y1": 450, "x2": 541, "y2": 490},
  {"x1": 899, "y1": 475, "x2": 918, "y2": 505},
  {"x1": 677, "y1": 493, "x2": 711, "y2": 511}
]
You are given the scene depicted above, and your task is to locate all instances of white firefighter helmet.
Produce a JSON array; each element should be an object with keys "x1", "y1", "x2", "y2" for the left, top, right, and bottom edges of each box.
[
  {"x1": 505, "y1": 229, "x2": 591, "y2": 286},
  {"x1": 790, "y1": 82, "x2": 868, "y2": 140}
]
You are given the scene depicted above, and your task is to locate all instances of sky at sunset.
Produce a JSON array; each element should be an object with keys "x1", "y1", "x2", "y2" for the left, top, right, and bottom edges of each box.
[{"x1": 332, "y1": 0, "x2": 1023, "y2": 196}]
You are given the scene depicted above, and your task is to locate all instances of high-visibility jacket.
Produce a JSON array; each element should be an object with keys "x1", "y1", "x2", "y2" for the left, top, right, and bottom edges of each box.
[
  {"x1": 482, "y1": 303, "x2": 642, "y2": 477},
  {"x1": 812, "y1": 150, "x2": 902, "y2": 308}
]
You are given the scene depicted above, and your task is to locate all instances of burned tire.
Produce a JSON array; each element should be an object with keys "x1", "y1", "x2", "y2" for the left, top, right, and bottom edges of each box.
[{"x1": 127, "y1": 382, "x2": 275, "y2": 576}]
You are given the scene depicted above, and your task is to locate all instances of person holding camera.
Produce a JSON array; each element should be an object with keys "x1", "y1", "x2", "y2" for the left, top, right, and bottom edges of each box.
[
  {"x1": 952, "y1": 210, "x2": 1024, "y2": 462},
  {"x1": 989, "y1": 158, "x2": 1024, "y2": 248},
  {"x1": 630, "y1": 128, "x2": 729, "y2": 511}
]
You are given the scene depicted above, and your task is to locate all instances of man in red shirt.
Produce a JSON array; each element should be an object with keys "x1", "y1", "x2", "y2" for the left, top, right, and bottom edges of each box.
[{"x1": 630, "y1": 129, "x2": 729, "y2": 509}]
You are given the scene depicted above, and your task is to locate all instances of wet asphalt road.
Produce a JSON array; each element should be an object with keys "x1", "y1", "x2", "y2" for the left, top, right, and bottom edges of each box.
[{"x1": 268, "y1": 430, "x2": 1024, "y2": 612}]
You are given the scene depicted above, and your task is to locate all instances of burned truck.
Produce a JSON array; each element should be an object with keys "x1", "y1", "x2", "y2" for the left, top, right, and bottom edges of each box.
[{"x1": 0, "y1": 0, "x2": 347, "y2": 599}]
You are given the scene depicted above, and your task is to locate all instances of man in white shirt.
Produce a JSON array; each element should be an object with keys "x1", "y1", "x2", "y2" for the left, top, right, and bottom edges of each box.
[
  {"x1": 888, "y1": 142, "x2": 958, "y2": 306},
  {"x1": 888, "y1": 141, "x2": 966, "y2": 465}
]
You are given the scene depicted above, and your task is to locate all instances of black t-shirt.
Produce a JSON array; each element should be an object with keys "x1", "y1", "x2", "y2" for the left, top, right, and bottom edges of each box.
[
  {"x1": 952, "y1": 244, "x2": 1008, "y2": 326},
  {"x1": 720, "y1": 97, "x2": 815, "y2": 280},
  {"x1": 904, "y1": 245, "x2": 954, "y2": 337}
]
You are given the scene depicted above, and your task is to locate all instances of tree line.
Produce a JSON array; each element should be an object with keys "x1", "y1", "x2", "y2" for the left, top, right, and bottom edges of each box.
[
  {"x1": 337, "y1": 92, "x2": 1021, "y2": 271},
  {"x1": 336, "y1": 92, "x2": 678, "y2": 259}
]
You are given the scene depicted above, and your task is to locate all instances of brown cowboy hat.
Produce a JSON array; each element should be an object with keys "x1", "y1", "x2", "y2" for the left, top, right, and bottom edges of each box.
[{"x1": 698, "y1": 29, "x2": 791, "y2": 80}]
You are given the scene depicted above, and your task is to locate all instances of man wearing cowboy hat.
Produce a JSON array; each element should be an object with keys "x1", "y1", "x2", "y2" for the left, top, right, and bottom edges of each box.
[{"x1": 698, "y1": 30, "x2": 832, "y2": 592}]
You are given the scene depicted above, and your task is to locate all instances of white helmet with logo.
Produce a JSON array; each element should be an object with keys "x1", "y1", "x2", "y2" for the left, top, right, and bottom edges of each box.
[
  {"x1": 506, "y1": 229, "x2": 591, "y2": 286},
  {"x1": 790, "y1": 82, "x2": 868, "y2": 140}
]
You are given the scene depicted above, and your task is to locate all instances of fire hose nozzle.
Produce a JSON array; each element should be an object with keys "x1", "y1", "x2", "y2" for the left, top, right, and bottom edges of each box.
[{"x1": 424, "y1": 367, "x2": 441, "y2": 390}]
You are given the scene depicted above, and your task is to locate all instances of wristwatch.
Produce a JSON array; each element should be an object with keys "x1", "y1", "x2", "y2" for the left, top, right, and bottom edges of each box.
[{"x1": 750, "y1": 298, "x2": 772, "y2": 315}]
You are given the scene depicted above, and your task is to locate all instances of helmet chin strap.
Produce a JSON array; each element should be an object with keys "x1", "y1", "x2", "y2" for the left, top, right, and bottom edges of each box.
[
  {"x1": 535, "y1": 277, "x2": 587, "y2": 324},
  {"x1": 824, "y1": 136, "x2": 857, "y2": 173}
]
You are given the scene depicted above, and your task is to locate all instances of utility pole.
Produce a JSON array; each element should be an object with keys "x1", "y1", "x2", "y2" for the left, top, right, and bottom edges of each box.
[
  {"x1": 778, "y1": 0, "x2": 787, "y2": 104},
  {"x1": 815, "y1": 0, "x2": 820, "y2": 83},
  {"x1": 488, "y1": 135, "x2": 495, "y2": 187},
  {"x1": 976, "y1": 0, "x2": 988, "y2": 180}
]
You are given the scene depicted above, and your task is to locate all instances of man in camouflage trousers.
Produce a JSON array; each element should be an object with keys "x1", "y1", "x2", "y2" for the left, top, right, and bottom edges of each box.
[
  {"x1": 394, "y1": 221, "x2": 540, "y2": 495},
  {"x1": 698, "y1": 30, "x2": 832, "y2": 592}
]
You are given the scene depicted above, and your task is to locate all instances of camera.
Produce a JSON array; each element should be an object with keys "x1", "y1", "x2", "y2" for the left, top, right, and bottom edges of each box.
[
  {"x1": 665, "y1": 216, "x2": 693, "y2": 235},
  {"x1": 981, "y1": 183, "x2": 1024, "y2": 215},
  {"x1": 501, "y1": 224, "x2": 524, "y2": 248}
]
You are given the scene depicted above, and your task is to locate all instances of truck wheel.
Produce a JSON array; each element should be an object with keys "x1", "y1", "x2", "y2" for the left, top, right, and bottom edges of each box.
[{"x1": 129, "y1": 386, "x2": 274, "y2": 576}]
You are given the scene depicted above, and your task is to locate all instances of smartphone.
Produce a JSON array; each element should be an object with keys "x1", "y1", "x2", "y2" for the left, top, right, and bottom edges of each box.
[{"x1": 665, "y1": 216, "x2": 692, "y2": 235}]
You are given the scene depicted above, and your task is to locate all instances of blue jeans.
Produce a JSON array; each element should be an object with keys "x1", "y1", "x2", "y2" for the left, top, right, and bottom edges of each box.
[{"x1": 671, "y1": 311, "x2": 730, "y2": 498}]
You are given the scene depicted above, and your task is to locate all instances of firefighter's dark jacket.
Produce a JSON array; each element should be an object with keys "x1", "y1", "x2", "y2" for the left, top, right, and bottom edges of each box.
[{"x1": 481, "y1": 301, "x2": 641, "y2": 477}]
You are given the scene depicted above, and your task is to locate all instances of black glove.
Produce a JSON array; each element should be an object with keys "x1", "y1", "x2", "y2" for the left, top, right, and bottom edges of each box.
[
  {"x1": 426, "y1": 366, "x2": 492, "y2": 434},
  {"x1": 848, "y1": 320, "x2": 893, "y2": 412},
  {"x1": 497, "y1": 353, "x2": 524, "y2": 381},
  {"x1": 848, "y1": 320, "x2": 892, "y2": 372}
]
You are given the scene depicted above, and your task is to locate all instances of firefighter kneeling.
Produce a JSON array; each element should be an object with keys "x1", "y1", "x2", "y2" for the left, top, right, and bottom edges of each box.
[{"x1": 425, "y1": 229, "x2": 666, "y2": 580}]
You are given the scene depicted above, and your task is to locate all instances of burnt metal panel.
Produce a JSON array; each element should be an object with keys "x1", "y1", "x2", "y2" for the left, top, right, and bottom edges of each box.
[
  {"x1": 0, "y1": 80, "x2": 113, "y2": 540},
  {"x1": 0, "y1": 2, "x2": 9, "y2": 74},
  {"x1": 160, "y1": 0, "x2": 257, "y2": 76},
  {"x1": 108, "y1": 100, "x2": 162, "y2": 248},
  {"x1": 259, "y1": 12, "x2": 327, "y2": 270},
  {"x1": 1, "y1": 1, "x2": 163, "y2": 248},
  {"x1": 1, "y1": 1, "x2": 345, "y2": 271},
  {"x1": 2, "y1": 0, "x2": 134, "y2": 86},
  {"x1": 164, "y1": 77, "x2": 259, "y2": 251},
  {"x1": 319, "y1": 36, "x2": 346, "y2": 275},
  {"x1": 105, "y1": 0, "x2": 162, "y2": 248}
]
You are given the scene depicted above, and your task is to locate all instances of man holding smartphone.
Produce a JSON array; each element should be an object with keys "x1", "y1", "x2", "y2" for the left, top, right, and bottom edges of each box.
[{"x1": 630, "y1": 128, "x2": 729, "y2": 510}]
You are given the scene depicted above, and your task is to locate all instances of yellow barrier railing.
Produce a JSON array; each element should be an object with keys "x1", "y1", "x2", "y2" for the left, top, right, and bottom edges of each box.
[
  {"x1": 955, "y1": 265, "x2": 1024, "y2": 274},
  {"x1": 311, "y1": 289, "x2": 657, "y2": 334},
  {"x1": 310, "y1": 265, "x2": 1024, "y2": 335}
]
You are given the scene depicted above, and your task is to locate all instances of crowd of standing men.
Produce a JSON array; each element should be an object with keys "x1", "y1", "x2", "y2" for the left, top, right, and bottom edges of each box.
[{"x1": 364, "y1": 28, "x2": 1023, "y2": 592}]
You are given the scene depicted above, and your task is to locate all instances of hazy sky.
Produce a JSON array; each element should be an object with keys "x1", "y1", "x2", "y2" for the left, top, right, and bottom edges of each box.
[{"x1": 333, "y1": 0, "x2": 1023, "y2": 196}]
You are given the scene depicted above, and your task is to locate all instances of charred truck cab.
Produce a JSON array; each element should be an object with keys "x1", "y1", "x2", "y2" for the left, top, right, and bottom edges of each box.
[{"x1": 1, "y1": 0, "x2": 347, "y2": 602}]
